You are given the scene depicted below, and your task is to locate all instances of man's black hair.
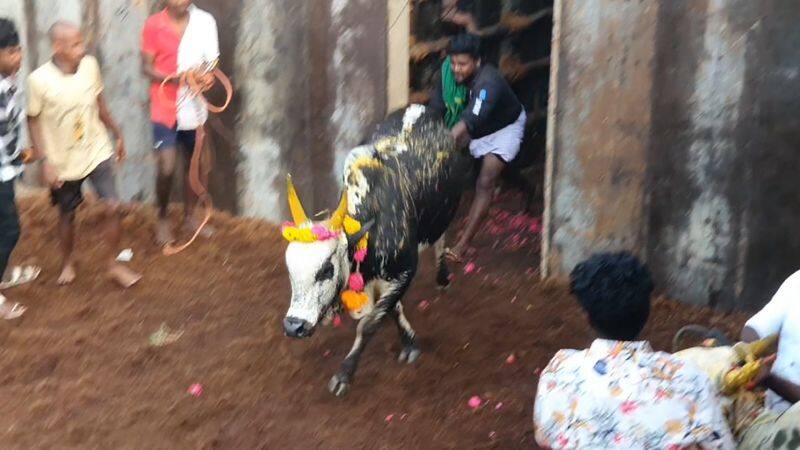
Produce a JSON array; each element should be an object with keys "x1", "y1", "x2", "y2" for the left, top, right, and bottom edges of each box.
[
  {"x1": 448, "y1": 33, "x2": 481, "y2": 59},
  {"x1": 569, "y1": 251, "x2": 654, "y2": 341},
  {"x1": 0, "y1": 18, "x2": 20, "y2": 49}
]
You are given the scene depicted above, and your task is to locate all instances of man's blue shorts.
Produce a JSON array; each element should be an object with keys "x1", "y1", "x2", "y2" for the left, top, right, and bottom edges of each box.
[{"x1": 152, "y1": 122, "x2": 196, "y2": 153}]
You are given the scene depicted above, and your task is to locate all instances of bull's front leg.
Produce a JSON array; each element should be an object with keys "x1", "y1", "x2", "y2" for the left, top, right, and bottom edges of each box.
[
  {"x1": 329, "y1": 272, "x2": 414, "y2": 396},
  {"x1": 390, "y1": 301, "x2": 420, "y2": 364}
]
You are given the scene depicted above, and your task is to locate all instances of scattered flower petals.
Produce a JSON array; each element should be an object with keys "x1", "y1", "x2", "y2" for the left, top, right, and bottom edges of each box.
[
  {"x1": 323, "y1": 349, "x2": 332, "y2": 357},
  {"x1": 187, "y1": 383, "x2": 203, "y2": 397},
  {"x1": 332, "y1": 315, "x2": 342, "y2": 328},
  {"x1": 468, "y1": 395, "x2": 482, "y2": 410},
  {"x1": 489, "y1": 431, "x2": 497, "y2": 440},
  {"x1": 385, "y1": 414, "x2": 394, "y2": 423},
  {"x1": 495, "y1": 402, "x2": 504, "y2": 410},
  {"x1": 464, "y1": 262, "x2": 476, "y2": 274},
  {"x1": 417, "y1": 300, "x2": 430, "y2": 311},
  {"x1": 506, "y1": 354, "x2": 517, "y2": 365}
]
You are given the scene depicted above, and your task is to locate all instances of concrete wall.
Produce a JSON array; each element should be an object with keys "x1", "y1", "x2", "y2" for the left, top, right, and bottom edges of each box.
[
  {"x1": 4, "y1": 0, "x2": 389, "y2": 222},
  {"x1": 544, "y1": 0, "x2": 800, "y2": 311}
]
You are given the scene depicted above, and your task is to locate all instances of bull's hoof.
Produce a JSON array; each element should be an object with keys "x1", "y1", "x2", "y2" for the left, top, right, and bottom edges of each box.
[
  {"x1": 328, "y1": 373, "x2": 351, "y2": 397},
  {"x1": 398, "y1": 346, "x2": 421, "y2": 364}
]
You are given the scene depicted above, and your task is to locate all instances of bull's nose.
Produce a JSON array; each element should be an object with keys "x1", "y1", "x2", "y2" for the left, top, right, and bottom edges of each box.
[{"x1": 283, "y1": 316, "x2": 313, "y2": 338}]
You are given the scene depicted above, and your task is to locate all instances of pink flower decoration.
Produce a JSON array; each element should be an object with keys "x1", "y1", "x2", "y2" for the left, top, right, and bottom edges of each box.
[
  {"x1": 332, "y1": 315, "x2": 342, "y2": 327},
  {"x1": 311, "y1": 226, "x2": 336, "y2": 240},
  {"x1": 620, "y1": 400, "x2": 637, "y2": 415},
  {"x1": 348, "y1": 273, "x2": 365, "y2": 291},
  {"x1": 468, "y1": 395, "x2": 482, "y2": 409},
  {"x1": 354, "y1": 249, "x2": 367, "y2": 263}
]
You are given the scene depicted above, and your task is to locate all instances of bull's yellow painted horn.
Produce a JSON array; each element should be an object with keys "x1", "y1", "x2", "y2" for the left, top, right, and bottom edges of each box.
[
  {"x1": 329, "y1": 191, "x2": 348, "y2": 231},
  {"x1": 286, "y1": 174, "x2": 309, "y2": 225}
]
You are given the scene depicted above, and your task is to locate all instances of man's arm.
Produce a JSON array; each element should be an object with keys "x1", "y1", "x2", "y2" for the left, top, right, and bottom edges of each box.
[
  {"x1": 765, "y1": 374, "x2": 800, "y2": 405},
  {"x1": 141, "y1": 52, "x2": 175, "y2": 84},
  {"x1": 97, "y1": 93, "x2": 125, "y2": 162},
  {"x1": 450, "y1": 120, "x2": 471, "y2": 149},
  {"x1": 27, "y1": 115, "x2": 60, "y2": 188}
]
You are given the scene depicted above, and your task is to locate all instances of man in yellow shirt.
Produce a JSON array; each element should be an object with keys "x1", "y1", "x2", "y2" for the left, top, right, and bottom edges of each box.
[{"x1": 27, "y1": 21, "x2": 140, "y2": 288}]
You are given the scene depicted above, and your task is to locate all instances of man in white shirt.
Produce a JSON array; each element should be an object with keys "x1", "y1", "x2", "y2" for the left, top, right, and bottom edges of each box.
[
  {"x1": 736, "y1": 271, "x2": 800, "y2": 448},
  {"x1": 742, "y1": 271, "x2": 800, "y2": 412},
  {"x1": 534, "y1": 252, "x2": 735, "y2": 450}
]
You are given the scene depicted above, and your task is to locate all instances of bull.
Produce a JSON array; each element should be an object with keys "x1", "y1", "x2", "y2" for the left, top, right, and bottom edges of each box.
[{"x1": 281, "y1": 105, "x2": 470, "y2": 396}]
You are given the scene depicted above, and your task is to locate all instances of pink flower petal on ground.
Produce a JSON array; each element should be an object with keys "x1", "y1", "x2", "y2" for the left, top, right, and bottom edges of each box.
[
  {"x1": 489, "y1": 431, "x2": 497, "y2": 440},
  {"x1": 187, "y1": 383, "x2": 203, "y2": 397},
  {"x1": 417, "y1": 300, "x2": 430, "y2": 311},
  {"x1": 506, "y1": 354, "x2": 517, "y2": 365},
  {"x1": 464, "y1": 262, "x2": 476, "y2": 274},
  {"x1": 468, "y1": 395, "x2": 482, "y2": 409},
  {"x1": 332, "y1": 315, "x2": 342, "y2": 328},
  {"x1": 495, "y1": 402, "x2": 504, "y2": 410},
  {"x1": 385, "y1": 414, "x2": 394, "y2": 423},
  {"x1": 323, "y1": 349, "x2": 332, "y2": 357}
]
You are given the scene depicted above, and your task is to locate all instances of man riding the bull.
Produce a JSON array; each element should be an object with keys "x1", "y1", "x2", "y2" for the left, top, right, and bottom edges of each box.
[{"x1": 428, "y1": 33, "x2": 526, "y2": 263}]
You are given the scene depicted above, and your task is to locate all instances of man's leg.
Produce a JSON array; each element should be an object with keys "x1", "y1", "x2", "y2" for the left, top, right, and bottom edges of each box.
[
  {"x1": 49, "y1": 181, "x2": 83, "y2": 285},
  {"x1": 155, "y1": 147, "x2": 177, "y2": 245},
  {"x1": 739, "y1": 403, "x2": 800, "y2": 450},
  {"x1": 153, "y1": 123, "x2": 179, "y2": 245},
  {"x1": 448, "y1": 153, "x2": 505, "y2": 261},
  {"x1": 178, "y1": 129, "x2": 212, "y2": 236},
  {"x1": 89, "y1": 159, "x2": 141, "y2": 288},
  {"x1": 0, "y1": 180, "x2": 24, "y2": 318}
]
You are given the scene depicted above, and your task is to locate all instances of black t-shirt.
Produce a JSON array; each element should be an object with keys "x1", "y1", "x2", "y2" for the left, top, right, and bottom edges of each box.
[{"x1": 429, "y1": 64, "x2": 523, "y2": 139}]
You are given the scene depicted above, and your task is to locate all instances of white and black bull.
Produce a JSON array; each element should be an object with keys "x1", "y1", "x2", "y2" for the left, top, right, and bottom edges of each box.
[{"x1": 281, "y1": 105, "x2": 470, "y2": 396}]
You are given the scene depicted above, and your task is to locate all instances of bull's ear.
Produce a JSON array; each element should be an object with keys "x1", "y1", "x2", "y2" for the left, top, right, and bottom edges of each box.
[{"x1": 347, "y1": 219, "x2": 375, "y2": 249}]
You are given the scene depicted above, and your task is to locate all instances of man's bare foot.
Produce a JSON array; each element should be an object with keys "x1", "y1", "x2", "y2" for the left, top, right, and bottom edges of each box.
[
  {"x1": 156, "y1": 220, "x2": 175, "y2": 246},
  {"x1": 108, "y1": 264, "x2": 142, "y2": 288},
  {"x1": 0, "y1": 294, "x2": 26, "y2": 320},
  {"x1": 183, "y1": 217, "x2": 214, "y2": 238},
  {"x1": 58, "y1": 264, "x2": 76, "y2": 285}
]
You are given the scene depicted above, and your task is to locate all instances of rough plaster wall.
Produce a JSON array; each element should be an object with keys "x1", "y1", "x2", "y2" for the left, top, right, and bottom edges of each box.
[
  {"x1": 96, "y1": 0, "x2": 153, "y2": 202},
  {"x1": 547, "y1": 0, "x2": 800, "y2": 310},
  {"x1": 544, "y1": 0, "x2": 657, "y2": 276},
  {"x1": 328, "y1": 0, "x2": 387, "y2": 198},
  {"x1": 234, "y1": 0, "x2": 311, "y2": 221}
]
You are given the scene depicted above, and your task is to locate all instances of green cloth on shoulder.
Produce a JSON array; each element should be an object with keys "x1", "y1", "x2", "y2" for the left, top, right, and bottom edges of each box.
[{"x1": 441, "y1": 56, "x2": 469, "y2": 129}]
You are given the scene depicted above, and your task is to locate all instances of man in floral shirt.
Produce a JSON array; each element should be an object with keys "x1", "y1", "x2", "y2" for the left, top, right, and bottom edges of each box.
[{"x1": 534, "y1": 252, "x2": 735, "y2": 449}]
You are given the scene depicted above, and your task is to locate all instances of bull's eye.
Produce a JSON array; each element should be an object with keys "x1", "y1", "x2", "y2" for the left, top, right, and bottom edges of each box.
[{"x1": 315, "y1": 261, "x2": 335, "y2": 282}]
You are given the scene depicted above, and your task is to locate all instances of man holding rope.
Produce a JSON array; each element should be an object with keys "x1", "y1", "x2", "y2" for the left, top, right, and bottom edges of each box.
[{"x1": 141, "y1": 0, "x2": 219, "y2": 246}]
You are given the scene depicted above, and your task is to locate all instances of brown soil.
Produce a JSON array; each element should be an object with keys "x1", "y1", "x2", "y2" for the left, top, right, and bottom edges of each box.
[{"x1": 0, "y1": 194, "x2": 746, "y2": 449}]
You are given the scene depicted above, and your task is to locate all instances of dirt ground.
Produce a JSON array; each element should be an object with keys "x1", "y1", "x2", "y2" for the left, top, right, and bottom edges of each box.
[{"x1": 0, "y1": 193, "x2": 746, "y2": 449}]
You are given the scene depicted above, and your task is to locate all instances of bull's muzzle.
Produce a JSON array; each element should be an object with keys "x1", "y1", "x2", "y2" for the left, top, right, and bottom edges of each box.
[{"x1": 283, "y1": 316, "x2": 315, "y2": 338}]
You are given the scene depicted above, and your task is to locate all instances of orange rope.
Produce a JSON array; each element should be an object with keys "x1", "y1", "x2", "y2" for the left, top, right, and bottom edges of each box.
[{"x1": 158, "y1": 64, "x2": 234, "y2": 256}]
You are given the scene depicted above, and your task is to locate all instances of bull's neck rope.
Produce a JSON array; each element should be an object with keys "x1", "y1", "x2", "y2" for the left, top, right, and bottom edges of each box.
[{"x1": 281, "y1": 216, "x2": 370, "y2": 314}]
